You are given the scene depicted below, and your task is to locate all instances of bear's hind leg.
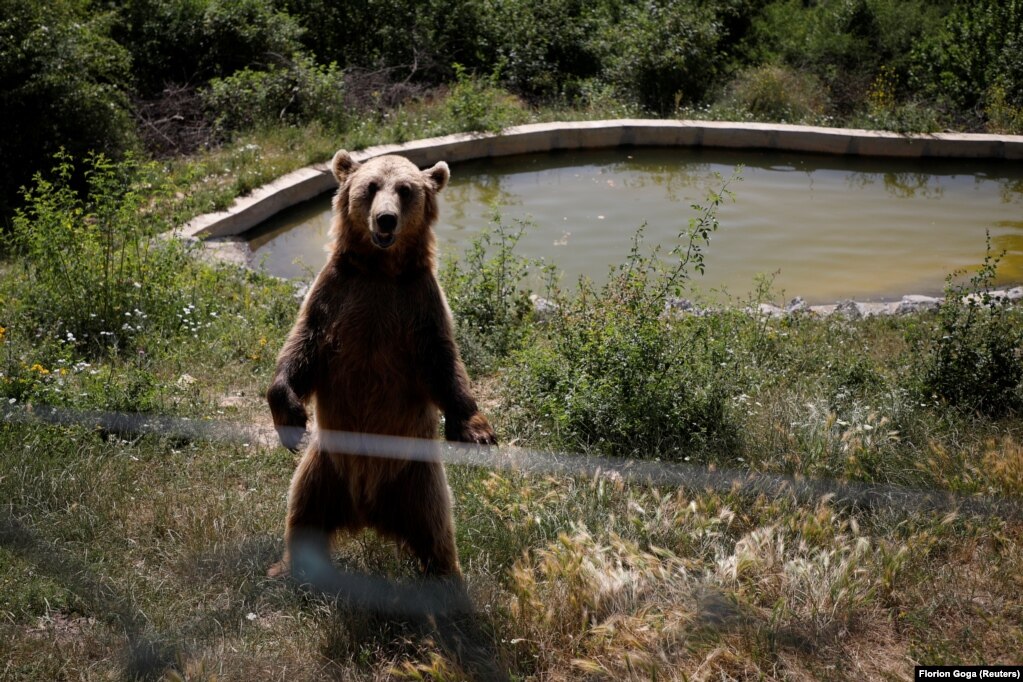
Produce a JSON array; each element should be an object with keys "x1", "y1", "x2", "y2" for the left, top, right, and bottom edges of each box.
[
  {"x1": 370, "y1": 461, "x2": 461, "y2": 577},
  {"x1": 269, "y1": 444, "x2": 357, "y2": 582}
]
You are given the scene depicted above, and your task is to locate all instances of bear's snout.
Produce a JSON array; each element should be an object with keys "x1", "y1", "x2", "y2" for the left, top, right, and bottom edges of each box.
[
  {"x1": 370, "y1": 211, "x2": 396, "y2": 249},
  {"x1": 376, "y1": 212, "x2": 398, "y2": 234},
  {"x1": 371, "y1": 211, "x2": 399, "y2": 249}
]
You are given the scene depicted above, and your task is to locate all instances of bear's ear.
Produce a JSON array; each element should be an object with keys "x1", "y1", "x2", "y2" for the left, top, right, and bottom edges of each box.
[
  {"x1": 331, "y1": 149, "x2": 360, "y2": 185},
  {"x1": 423, "y1": 161, "x2": 450, "y2": 192}
]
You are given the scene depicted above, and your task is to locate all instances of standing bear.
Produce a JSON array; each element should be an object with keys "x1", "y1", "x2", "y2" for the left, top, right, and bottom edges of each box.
[{"x1": 267, "y1": 150, "x2": 497, "y2": 580}]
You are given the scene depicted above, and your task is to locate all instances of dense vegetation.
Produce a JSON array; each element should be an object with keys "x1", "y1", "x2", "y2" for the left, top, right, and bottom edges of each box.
[
  {"x1": 2, "y1": 0, "x2": 1023, "y2": 679},
  {"x1": 2, "y1": 152, "x2": 1021, "y2": 679},
  {"x1": 3, "y1": 0, "x2": 1023, "y2": 220}
]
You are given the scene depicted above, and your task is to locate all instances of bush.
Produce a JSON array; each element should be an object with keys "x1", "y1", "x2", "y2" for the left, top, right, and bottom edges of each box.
[
  {"x1": 277, "y1": 0, "x2": 489, "y2": 81},
  {"x1": 440, "y1": 220, "x2": 537, "y2": 376},
  {"x1": 985, "y1": 83, "x2": 1023, "y2": 134},
  {"x1": 589, "y1": 0, "x2": 724, "y2": 113},
  {"x1": 442, "y1": 63, "x2": 525, "y2": 133},
  {"x1": 753, "y1": 0, "x2": 950, "y2": 114},
  {"x1": 716, "y1": 64, "x2": 829, "y2": 123},
  {"x1": 5, "y1": 152, "x2": 200, "y2": 356},
  {"x1": 920, "y1": 239, "x2": 1023, "y2": 416},
  {"x1": 482, "y1": 0, "x2": 600, "y2": 100},
  {"x1": 912, "y1": 0, "x2": 1023, "y2": 122},
  {"x1": 0, "y1": 0, "x2": 136, "y2": 222},
  {"x1": 1, "y1": 150, "x2": 298, "y2": 412},
  {"x1": 112, "y1": 0, "x2": 304, "y2": 97},
  {"x1": 505, "y1": 177, "x2": 744, "y2": 460},
  {"x1": 201, "y1": 54, "x2": 348, "y2": 136}
]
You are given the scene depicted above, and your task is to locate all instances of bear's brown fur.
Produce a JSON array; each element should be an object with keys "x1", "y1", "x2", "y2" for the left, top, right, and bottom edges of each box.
[{"x1": 267, "y1": 150, "x2": 496, "y2": 579}]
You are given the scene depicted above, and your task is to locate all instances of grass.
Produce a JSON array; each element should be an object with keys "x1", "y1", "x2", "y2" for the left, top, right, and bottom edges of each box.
[
  {"x1": 2, "y1": 419, "x2": 1021, "y2": 679},
  {"x1": 2, "y1": 120, "x2": 1022, "y2": 679}
]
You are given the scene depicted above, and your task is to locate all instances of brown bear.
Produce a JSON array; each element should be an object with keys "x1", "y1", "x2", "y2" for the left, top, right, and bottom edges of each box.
[{"x1": 267, "y1": 149, "x2": 497, "y2": 580}]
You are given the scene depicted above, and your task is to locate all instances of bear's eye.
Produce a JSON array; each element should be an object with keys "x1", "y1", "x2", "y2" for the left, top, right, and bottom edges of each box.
[
  {"x1": 397, "y1": 184, "x2": 412, "y2": 201},
  {"x1": 366, "y1": 182, "x2": 379, "y2": 197}
]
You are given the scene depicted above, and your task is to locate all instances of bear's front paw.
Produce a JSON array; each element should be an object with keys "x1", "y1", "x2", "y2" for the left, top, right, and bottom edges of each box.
[
  {"x1": 268, "y1": 382, "x2": 308, "y2": 452},
  {"x1": 275, "y1": 420, "x2": 307, "y2": 453},
  {"x1": 448, "y1": 412, "x2": 497, "y2": 445}
]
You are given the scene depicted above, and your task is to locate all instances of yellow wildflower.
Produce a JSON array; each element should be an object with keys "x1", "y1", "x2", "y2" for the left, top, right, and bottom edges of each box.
[{"x1": 29, "y1": 363, "x2": 49, "y2": 375}]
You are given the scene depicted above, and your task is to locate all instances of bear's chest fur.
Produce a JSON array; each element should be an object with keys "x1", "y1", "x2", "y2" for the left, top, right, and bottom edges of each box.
[{"x1": 312, "y1": 264, "x2": 438, "y2": 437}]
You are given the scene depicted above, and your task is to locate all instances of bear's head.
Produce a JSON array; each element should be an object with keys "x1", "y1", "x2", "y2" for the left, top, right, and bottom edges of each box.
[{"x1": 330, "y1": 150, "x2": 449, "y2": 267}]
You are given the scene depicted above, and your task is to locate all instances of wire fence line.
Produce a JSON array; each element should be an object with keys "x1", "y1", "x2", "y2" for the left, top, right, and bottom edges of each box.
[
  {"x1": 3, "y1": 403, "x2": 1022, "y2": 680},
  {"x1": 5, "y1": 403, "x2": 1022, "y2": 521}
]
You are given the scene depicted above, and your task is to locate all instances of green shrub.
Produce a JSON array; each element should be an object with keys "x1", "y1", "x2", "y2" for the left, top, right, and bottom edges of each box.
[
  {"x1": 849, "y1": 66, "x2": 943, "y2": 132},
  {"x1": 985, "y1": 83, "x2": 1023, "y2": 134},
  {"x1": 201, "y1": 54, "x2": 348, "y2": 136},
  {"x1": 6, "y1": 152, "x2": 201, "y2": 356},
  {"x1": 440, "y1": 220, "x2": 537, "y2": 376},
  {"x1": 0, "y1": 0, "x2": 136, "y2": 221},
  {"x1": 505, "y1": 176, "x2": 744, "y2": 460},
  {"x1": 112, "y1": 0, "x2": 304, "y2": 97},
  {"x1": 482, "y1": 0, "x2": 600, "y2": 100},
  {"x1": 442, "y1": 63, "x2": 525, "y2": 133},
  {"x1": 920, "y1": 239, "x2": 1023, "y2": 416},
  {"x1": 754, "y1": 0, "x2": 950, "y2": 114},
  {"x1": 2, "y1": 150, "x2": 297, "y2": 412},
  {"x1": 277, "y1": 0, "x2": 489, "y2": 82},
  {"x1": 716, "y1": 64, "x2": 829, "y2": 123},
  {"x1": 912, "y1": 0, "x2": 1023, "y2": 115},
  {"x1": 589, "y1": 0, "x2": 724, "y2": 114}
]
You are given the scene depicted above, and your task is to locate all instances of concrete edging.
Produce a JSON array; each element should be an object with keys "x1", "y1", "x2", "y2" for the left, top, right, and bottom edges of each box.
[{"x1": 179, "y1": 119, "x2": 1023, "y2": 242}]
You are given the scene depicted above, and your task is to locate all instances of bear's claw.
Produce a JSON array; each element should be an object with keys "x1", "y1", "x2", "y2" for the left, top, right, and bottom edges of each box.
[
  {"x1": 275, "y1": 423, "x2": 307, "y2": 453},
  {"x1": 448, "y1": 412, "x2": 497, "y2": 445}
]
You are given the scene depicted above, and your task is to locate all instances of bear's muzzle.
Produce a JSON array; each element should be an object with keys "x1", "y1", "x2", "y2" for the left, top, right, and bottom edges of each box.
[{"x1": 371, "y1": 211, "x2": 399, "y2": 248}]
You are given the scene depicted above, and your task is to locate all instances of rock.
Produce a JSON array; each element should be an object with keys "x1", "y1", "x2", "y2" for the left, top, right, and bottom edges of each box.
[
  {"x1": 895, "y1": 294, "x2": 941, "y2": 314},
  {"x1": 962, "y1": 288, "x2": 1023, "y2": 306},
  {"x1": 664, "y1": 297, "x2": 701, "y2": 315},
  {"x1": 833, "y1": 300, "x2": 862, "y2": 320},
  {"x1": 854, "y1": 301, "x2": 899, "y2": 317},
  {"x1": 962, "y1": 292, "x2": 993, "y2": 306},
  {"x1": 757, "y1": 303, "x2": 785, "y2": 318},
  {"x1": 218, "y1": 395, "x2": 249, "y2": 409},
  {"x1": 530, "y1": 294, "x2": 559, "y2": 319},
  {"x1": 786, "y1": 296, "x2": 809, "y2": 314},
  {"x1": 200, "y1": 237, "x2": 250, "y2": 268}
]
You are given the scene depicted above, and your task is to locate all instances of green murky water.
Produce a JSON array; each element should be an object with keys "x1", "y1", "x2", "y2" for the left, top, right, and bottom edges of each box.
[{"x1": 245, "y1": 147, "x2": 1023, "y2": 303}]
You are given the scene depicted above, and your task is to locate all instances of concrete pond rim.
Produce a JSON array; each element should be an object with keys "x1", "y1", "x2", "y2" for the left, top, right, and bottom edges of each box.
[{"x1": 174, "y1": 119, "x2": 1023, "y2": 315}]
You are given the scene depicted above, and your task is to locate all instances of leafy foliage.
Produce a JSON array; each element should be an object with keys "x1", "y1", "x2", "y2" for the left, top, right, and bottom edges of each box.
[
  {"x1": 506, "y1": 175, "x2": 743, "y2": 460},
  {"x1": 201, "y1": 54, "x2": 348, "y2": 136},
  {"x1": 752, "y1": 0, "x2": 951, "y2": 114},
  {"x1": 110, "y1": 0, "x2": 304, "y2": 97},
  {"x1": 0, "y1": 0, "x2": 136, "y2": 221},
  {"x1": 442, "y1": 63, "x2": 525, "y2": 133},
  {"x1": 716, "y1": 64, "x2": 829, "y2": 123},
  {"x1": 912, "y1": 0, "x2": 1023, "y2": 113},
  {"x1": 1, "y1": 151, "x2": 295, "y2": 411},
  {"x1": 276, "y1": 0, "x2": 488, "y2": 81},
  {"x1": 6, "y1": 152, "x2": 189, "y2": 355},
  {"x1": 440, "y1": 219, "x2": 537, "y2": 377},
  {"x1": 920, "y1": 238, "x2": 1023, "y2": 416},
  {"x1": 589, "y1": 0, "x2": 725, "y2": 114},
  {"x1": 482, "y1": 0, "x2": 601, "y2": 100}
]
